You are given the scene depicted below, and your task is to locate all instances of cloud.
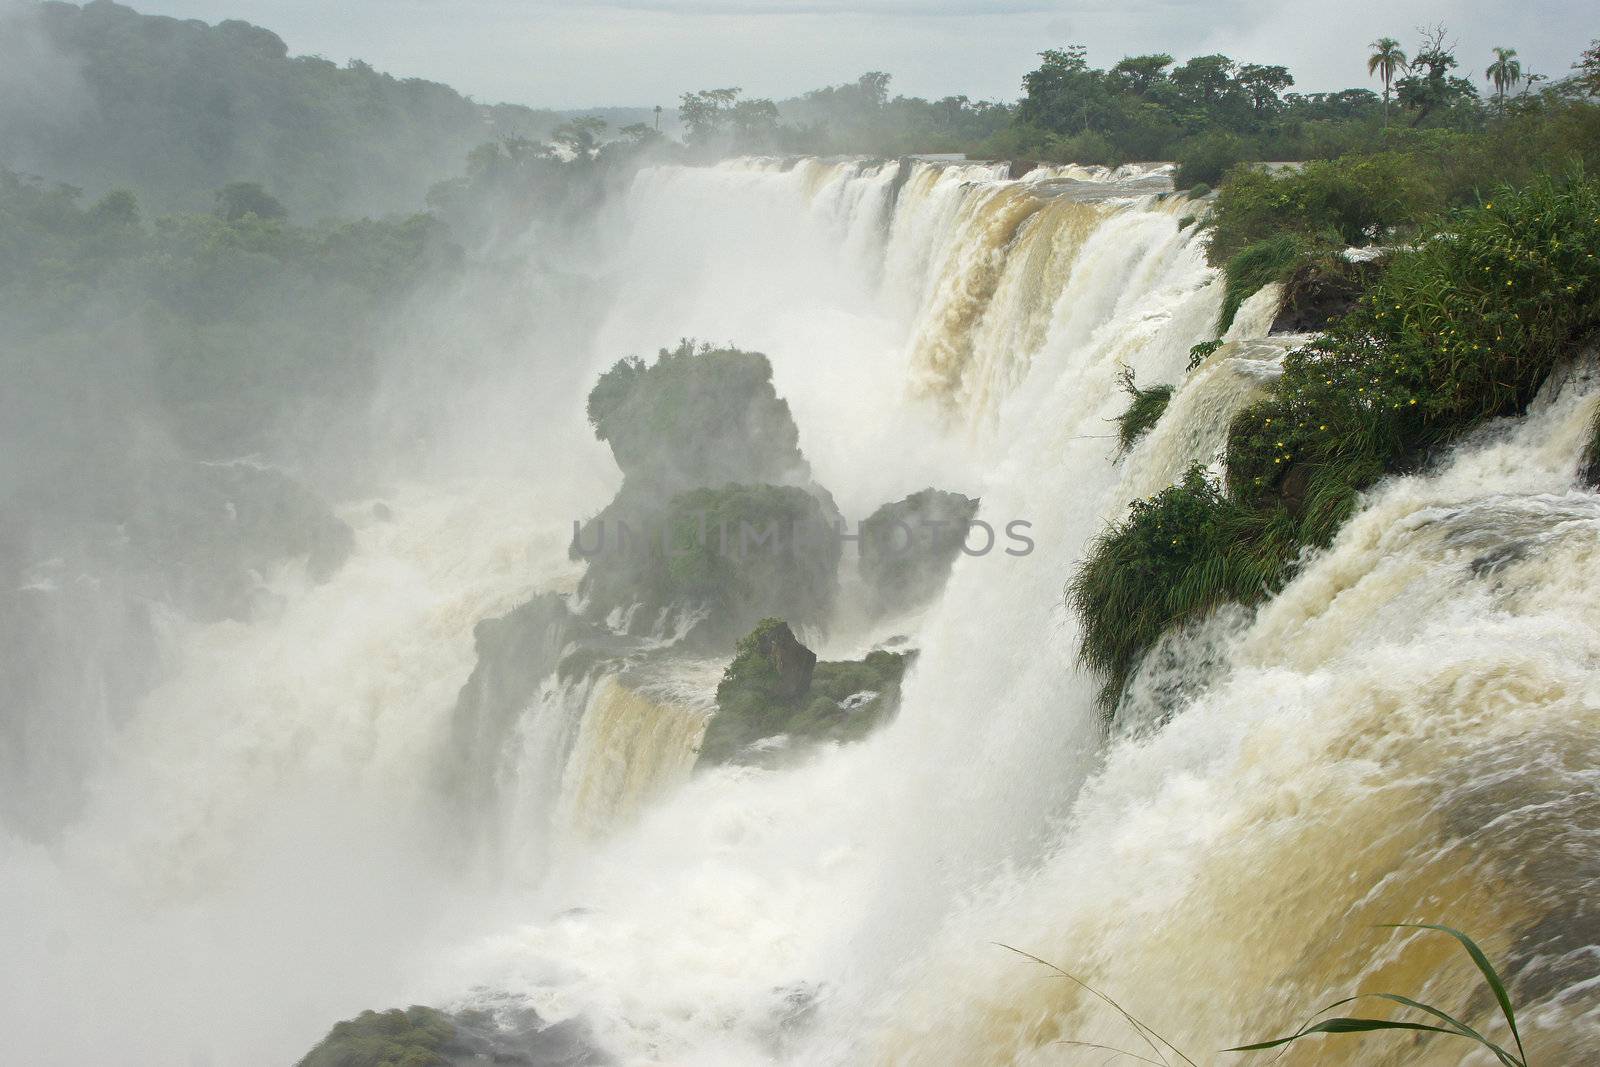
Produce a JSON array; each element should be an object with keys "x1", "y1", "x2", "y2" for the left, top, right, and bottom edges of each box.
[
  {"x1": 128, "y1": 0, "x2": 1594, "y2": 107},
  {"x1": 586, "y1": 0, "x2": 1055, "y2": 13}
]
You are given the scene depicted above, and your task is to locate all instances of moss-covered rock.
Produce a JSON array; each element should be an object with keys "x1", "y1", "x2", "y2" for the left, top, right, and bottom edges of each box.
[
  {"x1": 858, "y1": 488, "x2": 979, "y2": 617},
  {"x1": 578, "y1": 483, "x2": 842, "y2": 647},
  {"x1": 575, "y1": 341, "x2": 842, "y2": 647},
  {"x1": 297, "y1": 1006, "x2": 455, "y2": 1067},
  {"x1": 296, "y1": 1003, "x2": 609, "y2": 1067},
  {"x1": 698, "y1": 619, "x2": 912, "y2": 765},
  {"x1": 585, "y1": 340, "x2": 812, "y2": 503}
]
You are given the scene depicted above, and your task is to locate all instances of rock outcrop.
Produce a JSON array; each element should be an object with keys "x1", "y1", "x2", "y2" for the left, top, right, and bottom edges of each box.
[
  {"x1": 858, "y1": 488, "x2": 979, "y2": 617},
  {"x1": 698, "y1": 618, "x2": 912, "y2": 766},
  {"x1": 296, "y1": 1003, "x2": 610, "y2": 1067},
  {"x1": 574, "y1": 342, "x2": 842, "y2": 647}
]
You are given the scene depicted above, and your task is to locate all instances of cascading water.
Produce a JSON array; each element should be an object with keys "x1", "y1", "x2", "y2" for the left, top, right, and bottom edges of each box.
[{"x1": 7, "y1": 156, "x2": 1596, "y2": 1066}]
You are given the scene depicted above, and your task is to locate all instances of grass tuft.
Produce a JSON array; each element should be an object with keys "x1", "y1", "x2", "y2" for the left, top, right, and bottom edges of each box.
[{"x1": 1114, "y1": 368, "x2": 1175, "y2": 453}]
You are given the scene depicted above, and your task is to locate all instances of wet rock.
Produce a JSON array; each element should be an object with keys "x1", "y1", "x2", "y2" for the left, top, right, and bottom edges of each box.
[
  {"x1": 1270, "y1": 253, "x2": 1387, "y2": 335},
  {"x1": 698, "y1": 619, "x2": 913, "y2": 766},
  {"x1": 443, "y1": 593, "x2": 595, "y2": 810},
  {"x1": 745, "y1": 619, "x2": 816, "y2": 700},
  {"x1": 296, "y1": 1003, "x2": 612, "y2": 1067},
  {"x1": 575, "y1": 342, "x2": 842, "y2": 648},
  {"x1": 859, "y1": 488, "x2": 979, "y2": 617}
]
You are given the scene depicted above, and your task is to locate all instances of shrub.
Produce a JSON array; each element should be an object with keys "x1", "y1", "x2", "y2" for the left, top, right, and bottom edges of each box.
[
  {"x1": 1228, "y1": 174, "x2": 1600, "y2": 507},
  {"x1": 1186, "y1": 339, "x2": 1224, "y2": 371},
  {"x1": 1175, "y1": 132, "x2": 1249, "y2": 189},
  {"x1": 1068, "y1": 467, "x2": 1271, "y2": 711},
  {"x1": 1074, "y1": 174, "x2": 1600, "y2": 717},
  {"x1": 1217, "y1": 232, "x2": 1309, "y2": 334},
  {"x1": 1113, "y1": 368, "x2": 1174, "y2": 452},
  {"x1": 1207, "y1": 154, "x2": 1436, "y2": 264}
]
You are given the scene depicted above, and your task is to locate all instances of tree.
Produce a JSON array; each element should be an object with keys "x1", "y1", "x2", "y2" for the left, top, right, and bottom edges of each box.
[
  {"x1": 1367, "y1": 37, "x2": 1407, "y2": 125},
  {"x1": 1576, "y1": 40, "x2": 1600, "y2": 95},
  {"x1": 729, "y1": 98, "x2": 780, "y2": 143},
  {"x1": 1018, "y1": 46, "x2": 1105, "y2": 134},
  {"x1": 552, "y1": 116, "x2": 607, "y2": 157},
  {"x1": 1395, "y1": 25, "x2": 1476, "y2": 126},
  {"x1": 1237, "y1": 63, "x2": 1294, "y2": 114},
  {"x1": 1109, "y1": 54, "x2": 1173, "y2": 95},
  {"x1": 679, "y1": 87, "x2": 742, "y2": 143},
  {"x1": 214, "y1": 181, "x2": 286, "y2": 221},
  {"x1": 1486, "y1": 47, "x2": 1522, "y2": 105},
  {"x1": 1171, "y1": 54, "x2": 1239, "y2": 106}
]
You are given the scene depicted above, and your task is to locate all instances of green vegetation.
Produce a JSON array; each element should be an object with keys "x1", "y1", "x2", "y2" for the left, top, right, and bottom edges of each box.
[
  {"x1": 673, "y1": 74, "x2": 1012, "y2": 158},
  {"x1": 1, "y1": 1, "x2": 562, "y2": 216},
  {"x1": 296, "y1": 1003, "x2": 603, "y2": 1067},
  {"x1": 1113, "y1": 368, "x2": 1175, "y2": 452},
  {"x1": 1200, "y1": 91, "x2": 1600, "y2": 336},
  {"x1": 585, "y1": 342, "x2": 810, "y2": 496},
  {"x1": 1009, "y1": 924, "x2": 1528, "y2": 1065},
  {"x1": 699, "y1": 618, "x2": 912, "y2": 765},
  {"x1": 660, "y1": 483, "x2": 841, "y2": 626},
  {"x1": 296, "y1": 1006, "x2": 457, "y2": 1067},
  {"x1": 0, "y1": 168, "x2": 457, "y2": 460},
  {"x1": 1069, "y1": 467, "x2": 1265, "y2": 710},
  {"x1": 1216, "y1": 234, "x2": 1306, "y2": 334},
  {"x1": 1231, "y1": 925, "x2": 1528, "y2": 1065},
  {"x1": 1074, "y1": 175, "x2": 1600, "y2": 713},
  {"x1": 1186, "y1": 340, "x2": 1224, "y2": 371}
]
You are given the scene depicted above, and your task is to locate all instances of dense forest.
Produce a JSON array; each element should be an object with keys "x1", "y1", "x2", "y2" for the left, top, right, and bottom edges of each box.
[{"x1": 0, "y1": 0, "x2": 567, "y2": 216}]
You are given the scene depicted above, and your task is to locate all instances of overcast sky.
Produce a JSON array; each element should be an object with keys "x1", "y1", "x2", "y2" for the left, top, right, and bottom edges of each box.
[{"x1": 130, "y1": 0, "x2": 1590, "y2": 109}]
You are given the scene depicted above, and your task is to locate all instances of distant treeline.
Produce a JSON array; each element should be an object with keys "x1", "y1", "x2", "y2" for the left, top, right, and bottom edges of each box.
[
  {"x1": 679, "y1": 30, "x2": 1599, "y2": 169},
  {"x1": 0, "y1": 0, "x2": 567, "y2": 217}
]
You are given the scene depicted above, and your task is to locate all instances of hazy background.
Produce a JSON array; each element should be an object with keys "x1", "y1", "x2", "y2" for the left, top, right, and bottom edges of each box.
[{"x1": 130, "y1": 0, "x2": 1586, "y2": 107}]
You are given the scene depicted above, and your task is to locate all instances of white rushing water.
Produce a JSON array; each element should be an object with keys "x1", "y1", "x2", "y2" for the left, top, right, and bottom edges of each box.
[{"x1": 5, "y1": 158, "x2": 1597, "y2": 1065}]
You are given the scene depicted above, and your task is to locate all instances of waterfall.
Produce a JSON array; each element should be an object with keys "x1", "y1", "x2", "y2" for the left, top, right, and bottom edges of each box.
[
  {"x1": 555, "y1": 673, "x2": 714, "y2": 847},
  {"x1": 428, "y1": 161, "x2": 1598, "y2": 1063},
  {"x1": 9, "y1": 156, "x2": 1596, "y2": 1065}
]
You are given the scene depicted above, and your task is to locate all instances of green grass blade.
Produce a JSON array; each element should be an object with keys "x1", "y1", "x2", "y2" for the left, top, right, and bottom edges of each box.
[
  {"x1": 1383, "y1": 923, "x2": 1526, "y2": 1064},
  {"x1": 1227, "y1": 1017, "x2": 1460, "y2": 1052},
  {"x1": 1360, "y1": 993, "x2": 1523, "y2": 1067}
]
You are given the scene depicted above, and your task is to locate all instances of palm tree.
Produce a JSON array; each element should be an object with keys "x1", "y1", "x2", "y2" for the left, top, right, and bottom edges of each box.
[
  {"x1": 1486, "y1": 46, "x2": 1522, "y2": 105},
  {"x1": 1368, "y1": 37, "x2": 1407, "y2": 126}
]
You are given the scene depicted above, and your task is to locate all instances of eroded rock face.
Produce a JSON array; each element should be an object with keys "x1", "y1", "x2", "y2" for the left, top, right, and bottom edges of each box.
[
  {"x1": 442, "y1": 594, "x2": 595, "y2": 812},
  {"x1": 859, "y1": 488, "x2": 979, "y2": 618},
  {"x1": 574, "y1": 343, "x2": 842, "y2": 648}
]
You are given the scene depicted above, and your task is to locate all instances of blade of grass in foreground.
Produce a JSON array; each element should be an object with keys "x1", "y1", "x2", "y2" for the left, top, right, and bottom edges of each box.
[{"x1": 1227, "y1": 925, "x2": 1527, "y2": 1066}]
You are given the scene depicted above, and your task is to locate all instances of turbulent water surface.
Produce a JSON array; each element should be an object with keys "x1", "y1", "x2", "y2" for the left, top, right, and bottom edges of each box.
[{"x1": 5, "y1": 158, "x2": 1598, "y2": 1065}]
